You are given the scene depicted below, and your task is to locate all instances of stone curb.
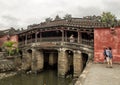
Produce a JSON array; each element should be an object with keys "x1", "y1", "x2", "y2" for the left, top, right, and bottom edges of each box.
[
  {"x1": 0, "y1": 72, "x2": 17, "y2": 80},
  {"x1": 75, "y1": 61, "x2": 92, "y2": 85}
]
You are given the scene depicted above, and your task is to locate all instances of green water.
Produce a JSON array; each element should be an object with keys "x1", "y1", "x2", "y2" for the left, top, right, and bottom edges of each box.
[{"x1": 0, "y1": 70, "x2": 73, "y2": 85}]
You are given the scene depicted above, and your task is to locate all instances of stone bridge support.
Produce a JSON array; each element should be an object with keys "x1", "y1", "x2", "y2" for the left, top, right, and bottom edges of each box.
[
  {"x1": 74, "y1": 51, "x2": 83, "y2": 78},
  {"x1": 88, "y1": 53, "x2": 93, "y2": 61},
  {"x1": 58, "y1": 49, "x2": 68, "y2": 77},
  {"x1": 31, "y1": 49, "x2": 44, "y2": 73},
  {"x1": 49, "y1": 53, "x2": 57, "y2": 66},
  {"x1": 22, "y1": 50, "x2": 32, "y2": 71}
]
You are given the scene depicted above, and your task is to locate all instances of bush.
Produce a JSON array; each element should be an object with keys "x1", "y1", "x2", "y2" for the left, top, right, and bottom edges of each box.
[{"x1": 2, "y1": 41, "x2": 19, "y2": 56}]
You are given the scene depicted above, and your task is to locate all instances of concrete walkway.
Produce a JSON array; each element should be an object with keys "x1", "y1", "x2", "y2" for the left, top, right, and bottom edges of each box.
[{"x1": 83, "y1": 63, "x2": 120, "y2": 85}]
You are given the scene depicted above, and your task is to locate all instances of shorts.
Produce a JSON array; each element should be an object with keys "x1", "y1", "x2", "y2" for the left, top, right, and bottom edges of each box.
[{"x1": 106, "y1": 57, "x2": 112, "y2": 62}]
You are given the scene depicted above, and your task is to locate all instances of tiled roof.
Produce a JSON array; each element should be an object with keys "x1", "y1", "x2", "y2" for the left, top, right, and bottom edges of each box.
[
  {"x1": 17, "y1": 17, "x2": 120, "y2": 34},
  {"x1": 30, "y1": 18, "x2": 107, "y2": 29},
  {"x1": 17, "y1": 18, "x2": 108, "y2": 34},
  {"x1": 0, "y1": 28, "x2": 18, "y2": 37}
]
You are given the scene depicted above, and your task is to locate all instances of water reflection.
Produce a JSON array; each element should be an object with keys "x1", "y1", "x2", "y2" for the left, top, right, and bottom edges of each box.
[{"x1": 0, "y1": 70, "x2": 73, "y2": 85}]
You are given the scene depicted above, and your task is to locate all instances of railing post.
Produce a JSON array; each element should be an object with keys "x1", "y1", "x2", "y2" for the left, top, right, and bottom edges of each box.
[
  {"x1": 35, "y1": 32, "x2": 38, "y2": 43},
  {"x1": 31, "y1": 35, "x2": 32, "y2": 43},
  {"x1": 61, "y1": 29, "x2": 64, "y2": 42},
  {"x1": 25, "y1": 34, "x2": 27, "y2": 45},
  {"x1": 78, "y1": 31, "x2": 80, "y2": 43},
  {"x1": 78, "y1": 31, "x2": 82, "y2": 44},
  {"x1": 65, "y1": 30, "x2": 67, "y2": 42}
]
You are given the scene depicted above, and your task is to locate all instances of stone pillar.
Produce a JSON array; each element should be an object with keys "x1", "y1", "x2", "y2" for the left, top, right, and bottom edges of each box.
[
  {"x1": 22, "y1": 50, "x2": 32, "y2": 71},
  {"x1": 31, "y1": 49, "x2": 44, "y2": 73},
  {"x1": 36, "y1": 49, "x2": 44, "y2": 71},
  {"x1": 73, "y1": 51, "x2": 83, "y2": 78},
  {"x1": 88, "y1": 52, "x2": 93, "y2": 61},
  {"x1": 49, "y1": 53, "x2": 56, "y2": 66},
  {"x1": 58, "y1": 49, "x2": 68, "y2": 77}
]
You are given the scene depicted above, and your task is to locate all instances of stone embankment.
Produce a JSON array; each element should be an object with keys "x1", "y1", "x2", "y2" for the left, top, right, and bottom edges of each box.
[
  {"x1": 0, "y1": 59, "x2": 17, "y2": 80},
  {"x1": 75, "y1": 61, "x2": 92, "y2": 85},
  {"x1": 0, "y1": 72, "x2": 17, "y2": 80},
  {"x1": 0, "y1": 59, "x2": 15, "y2": 72}
]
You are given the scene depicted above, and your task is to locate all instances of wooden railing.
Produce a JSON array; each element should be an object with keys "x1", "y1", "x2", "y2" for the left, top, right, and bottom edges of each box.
[
  {"x1": 19, "y1": 37, "x2": 62, "y2": 46},
  {"x1": 19, "y1": 37, "x2": 93, "y2": 47},
  {"x1": 37, "y1": 37, "x2": 62, "y2": 42},
  {"x1": 63, "y1": 42, "x2": 93, "y2": 50}
]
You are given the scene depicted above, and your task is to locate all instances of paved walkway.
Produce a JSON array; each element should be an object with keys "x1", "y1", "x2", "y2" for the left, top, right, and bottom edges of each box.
[{"x1": 83, "y1": 63, "x2": 120, "y2": 85}]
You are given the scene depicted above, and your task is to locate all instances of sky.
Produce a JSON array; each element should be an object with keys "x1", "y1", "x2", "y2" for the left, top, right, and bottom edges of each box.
[{"x1": 0, "y1": 0, "x2": 120, "y2": 30}]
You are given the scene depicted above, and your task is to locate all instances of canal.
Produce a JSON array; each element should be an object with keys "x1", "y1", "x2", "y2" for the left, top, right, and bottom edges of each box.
[{"x1": 0, "y1": 69, "x2": 73, "y2": 85}]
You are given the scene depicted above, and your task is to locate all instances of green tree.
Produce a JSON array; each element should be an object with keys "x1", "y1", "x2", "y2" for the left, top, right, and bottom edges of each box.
[
  {"x1": 63, "y1": 14, "x2": 72, "y2": 20},
  {"x1": 45, "y1": 17, "x2": 53, "y2": 22},
  {"x1": 3, "y1": 41, "x2": 18, "y2": 56},
  {"x1": 101, "y1": 12, "x2": 117, "y2": 27}
]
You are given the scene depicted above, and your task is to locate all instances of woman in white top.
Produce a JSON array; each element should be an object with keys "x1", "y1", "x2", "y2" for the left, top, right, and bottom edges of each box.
[{"x1": 69, "y1": 34, "x2": 75, "y2": 43}]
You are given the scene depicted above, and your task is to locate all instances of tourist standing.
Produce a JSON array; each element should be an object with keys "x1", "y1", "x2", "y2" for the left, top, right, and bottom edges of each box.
[
  {"x1": 103, "y1": 48, "x2": 107, "y2": 63},
  {"x1": 69, "y1": 34, "x2": 75, "y2": 43},
  {"x1": 105, "y1": 48, "x2": 110, "y2": 67},
  {"x1": 106, "y1": 47, "x2": 113, "y2": 68},
  {"x1": 108, "y1": 47, "x2": 113, "y2": 68}
]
